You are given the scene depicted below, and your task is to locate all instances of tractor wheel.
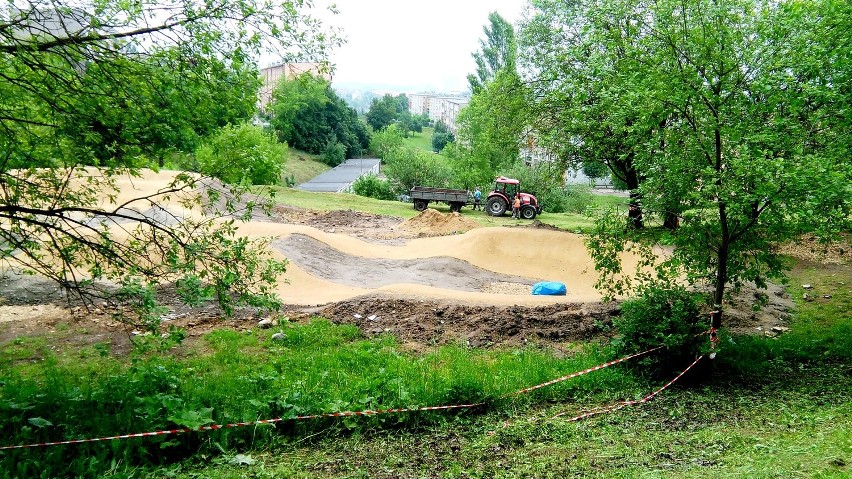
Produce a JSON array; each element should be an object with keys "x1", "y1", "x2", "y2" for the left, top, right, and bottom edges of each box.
[
  {"x1": 486, "y1": 197, "x2": 507, "y2": 216},
  {"x1": 414, "y1": 200, "x2": 428, "y2": 211},
  {"x1": 521, "y1": 205, "x2": 537, "y2": 220},
  {"x1": 450, "y1": 202, "x2": 462, "y2": 213}
]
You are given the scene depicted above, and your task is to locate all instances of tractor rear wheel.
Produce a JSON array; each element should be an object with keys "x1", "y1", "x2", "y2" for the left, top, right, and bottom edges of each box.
[{"x1": 486, "y1": 197, "x2": 507, "y2": 216}]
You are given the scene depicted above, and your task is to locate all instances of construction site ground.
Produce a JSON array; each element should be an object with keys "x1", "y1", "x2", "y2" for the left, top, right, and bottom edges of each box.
[{"x1": 2, "y1": 171, "x2": 848, "y2": 357}]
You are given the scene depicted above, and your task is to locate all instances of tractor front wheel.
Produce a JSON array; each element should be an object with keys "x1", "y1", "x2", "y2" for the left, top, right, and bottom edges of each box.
[{"x1": 521, "y1": 205, "x2": 537, "y2": 220}]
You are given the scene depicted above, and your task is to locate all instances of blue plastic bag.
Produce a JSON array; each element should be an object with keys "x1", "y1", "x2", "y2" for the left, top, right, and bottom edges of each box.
[{"x1": 531, "y1": 281, "x2": 567, "y2": 296}]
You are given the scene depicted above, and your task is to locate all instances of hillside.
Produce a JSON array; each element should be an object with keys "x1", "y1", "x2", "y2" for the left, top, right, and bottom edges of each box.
[{"x1": 283, "y1": 149, "x2": 331, "y2": 185}]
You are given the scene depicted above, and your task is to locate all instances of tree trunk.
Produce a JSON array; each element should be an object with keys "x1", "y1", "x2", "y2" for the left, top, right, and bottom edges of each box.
[
  {"x1": 663, "y1": 211, "x2": 680, "y2": 230},
  {"x1": 625, "y1": 163, "x2": 643, "y2": 229},
  {"x1": 712, "y1": 126, "x2": 727, "y2": 328}
]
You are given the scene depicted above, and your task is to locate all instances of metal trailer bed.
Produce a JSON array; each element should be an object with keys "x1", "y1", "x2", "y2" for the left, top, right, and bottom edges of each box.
[{"x1": 409, "y1": 186, "x2": 470, "y2": 213}]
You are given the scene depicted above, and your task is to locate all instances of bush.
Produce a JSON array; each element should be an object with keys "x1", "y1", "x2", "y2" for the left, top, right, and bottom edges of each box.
[
  {"x1": 611, "y1": 285, "x2": 705, "y2": 375},
  {"x1": 195, "y1": 123, "x2": 287, "y2": 185},
  {"x1": 322, "y1": 139, "x2": 346, "y2": 167},
  {"x1": 352, "y1": 174, "x2": 396, "y2": 200},
  {"x1": 562, "y1": 185, "x2": 595, "y2": 214},
  {"x1": 431, "y1": 131, "x2": 454, "y2": 152},
  {"x1": 384, "y1": 147, "x2": 453, "y2": 195}
]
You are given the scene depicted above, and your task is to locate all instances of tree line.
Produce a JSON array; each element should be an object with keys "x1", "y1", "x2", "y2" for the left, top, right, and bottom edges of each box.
[{"x1": 446, "y1": 1, "x2": 850, "y2": 335}]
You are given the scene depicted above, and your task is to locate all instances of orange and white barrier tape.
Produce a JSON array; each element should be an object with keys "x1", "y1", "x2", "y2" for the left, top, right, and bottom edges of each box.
[
  {"x1": 0, "y1": 344, "x2": 688, "y2": 451},
  {"x1": 510, "y1": 345, "x2": 665, "y2": 396},
  {"x1": 554, "y1": 355, "x2": 704, "y2": 421}
]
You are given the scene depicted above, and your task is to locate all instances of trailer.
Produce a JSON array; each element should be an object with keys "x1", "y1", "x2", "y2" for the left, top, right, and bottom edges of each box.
[{"x1": 409, "y1": 186, "x2": 470, "y2": 213}]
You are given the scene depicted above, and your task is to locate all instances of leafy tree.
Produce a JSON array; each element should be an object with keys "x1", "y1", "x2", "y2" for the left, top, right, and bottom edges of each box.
[
  {"x1": 582, "y1": 161, "x2": 610, "y2": 182},
  {"x1": 431, "y1": 131, "x2": 454, "y2": 152},
  {"x1": 467, "y1": 12, "x2": 517, "y2": 94},
  {"x1": 410, "y1": 114, "x2": 425, "y2": 133},
  {"x1": 433, "y1": 120, "x2": 450, "y2": 135},
  {"x1": 520, "y1": 0, "x2": 652, "y2": 227},
  {"x1": 394, "y1": 94, "x2": 409, "y2": 114},
  {"x1": 322, "y1": 139, "x2": 346, "y2": 167},
  {"x1": 0, "y1": 0, "x2": 337, "y2": 329},
  {"x1": 581, "y1": 0, "x2": 852, "y2": 329},
  {"x1": 369, "y1": 124, "x2": 406, "y2": 160},
  {"x1": 442, "y1": 142, "x2": 493, "y2": 191},
  {"x1": 269, "y1": 73, "x2": 369, "y2": 161},
  {"x1": 195, "y1": 123, "x2": 287, "y2": 186},
  {"x1": 454, "y1": 69, "x2": 529, "y2": 172},
  {"x1": 383, "y1": 147, "x2": 453, "y2": 195},
  {"x1": 365, "y1": 94, "x2": 403, "y2": 131}
]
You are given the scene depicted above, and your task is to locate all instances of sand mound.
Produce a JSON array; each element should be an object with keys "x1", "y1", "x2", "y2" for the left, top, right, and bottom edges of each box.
[
  {"x1": 778, "y1": 234, "x2": 850, "y2": 265},
  {"x1": 397, "y1": 209, "x2": 480, "y2": 236}
]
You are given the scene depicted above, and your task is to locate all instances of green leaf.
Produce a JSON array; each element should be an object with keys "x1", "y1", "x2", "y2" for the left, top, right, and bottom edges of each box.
[{"x1": 27, "y1": 417, "x2": 53, "y2": 428}]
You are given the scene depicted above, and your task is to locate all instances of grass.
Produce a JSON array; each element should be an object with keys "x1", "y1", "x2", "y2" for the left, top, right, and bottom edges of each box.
[
  {"x1": 401, "y1": 127, "x2": 435, "y2": 153},
  {"x1": 282, "y1": 149, "x2": 330, "y2": 185},
  {"x1": 0, "y1": 321, "x2": 641, "y2": 478},
  {"x1": 1, "y1": 260, "x2": 849, "y2": 477},
  {"x1": 264, "y1": 185, "x2": 630, "y2": 232}
]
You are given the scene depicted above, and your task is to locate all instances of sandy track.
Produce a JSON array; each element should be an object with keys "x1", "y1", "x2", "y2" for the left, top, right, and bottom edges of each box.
[
  {"x1": 237, "y1": 222, "x2": 628, "y2": 306},
  {"x1": 8, "y1": 169, "x2": 645, "y2": 306},
  {"x1": 0, "y1": 169, "x2": 803, "y2": 350}
]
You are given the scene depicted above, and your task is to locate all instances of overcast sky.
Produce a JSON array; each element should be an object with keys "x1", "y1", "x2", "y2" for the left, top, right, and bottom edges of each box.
[{"x1": 316, "y1": 0, "x2": 529, "y2": 93}]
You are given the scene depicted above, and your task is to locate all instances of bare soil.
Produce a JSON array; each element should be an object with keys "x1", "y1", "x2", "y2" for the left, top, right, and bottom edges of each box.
[{"x1": 0, "y1": 172, "x2": 814, "y2": 354}]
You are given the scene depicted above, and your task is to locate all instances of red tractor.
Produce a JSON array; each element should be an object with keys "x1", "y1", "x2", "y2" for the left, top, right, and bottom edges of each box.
[{"x1": 485, "y1": 176, "x2": 542, "y2": 219}]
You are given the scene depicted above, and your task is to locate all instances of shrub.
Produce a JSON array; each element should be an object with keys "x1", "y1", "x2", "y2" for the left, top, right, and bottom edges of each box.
[
  {"x1": 562, "y1": 185, "x2": 595, "y2": 214},
  {"x1": 611, "y1": 284, "x2": 705, "y2": 375},
  {"x1": 352, "y1": 174, "x2": 396, "y2": 200},
  {"x1": 195, "y1": 123, "x2": 287, "y2": 185},
  {"x1": 431, "y1": 131, "x2": 454, "y2": 152},
  {"x1": 384, "y1": 147, "x2": 453, "y2": 195},
  {"x1": 322, "y1": 139, "x2": 346, "y2": 167}
]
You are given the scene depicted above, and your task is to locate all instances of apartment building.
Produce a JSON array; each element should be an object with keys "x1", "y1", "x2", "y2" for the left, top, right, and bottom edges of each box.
[
  {"x1": 407, "y1": 93, "x2": 433, "y2": 116},
  {"x1": 407, "y1": 94, "x2": 468, "y2": 133},
  {"x1": 258, "y1": 62, "x2": 330, "y2": 110}
]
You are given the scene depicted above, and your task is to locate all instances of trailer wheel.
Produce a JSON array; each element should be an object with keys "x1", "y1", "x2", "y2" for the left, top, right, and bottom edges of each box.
[
  {"x1": 414, "y1": 200, "x2": 428, "y2": 211},
  {"x1": 521, "y1": 205, "x2": 537, "y2": 220},
  {"x1": 450, "y1": 202, "x2": 462, "y2": 213},
  {"x1": 486, "y1": 197, "x2": 507, "y2": 216}
]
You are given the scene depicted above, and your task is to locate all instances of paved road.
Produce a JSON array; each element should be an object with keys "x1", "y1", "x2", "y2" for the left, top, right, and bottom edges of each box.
[{"x1": 296, "y1": 158, "x2": 381, "y2": 193}]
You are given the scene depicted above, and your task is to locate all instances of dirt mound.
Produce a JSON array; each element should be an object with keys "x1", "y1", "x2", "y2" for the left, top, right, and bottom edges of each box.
[
  {"x1": 397, "y1": 209, "x2": 480, "y2": 236},
  {"x1": 526, "y1": 220, "x2": 563, "y2": 231},
  {"x1": 311, "y1": 296, "x2": 620, "y2": 348},
  {"x1": 272, "y1": 207, "x2": 405, "y2": 243},
  {"x1": 778, "y1": 234, "x2": 850, "y2": 265}
]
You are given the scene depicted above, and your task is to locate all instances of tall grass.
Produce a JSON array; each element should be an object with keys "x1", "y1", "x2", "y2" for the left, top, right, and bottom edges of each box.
[{"x1": 0, "y1": 320, "x2": 641, "y2": 478}]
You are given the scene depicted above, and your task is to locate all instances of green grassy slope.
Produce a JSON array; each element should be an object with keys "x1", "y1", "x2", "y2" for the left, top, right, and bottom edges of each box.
[
  {"x1": 282, "y1": 149, "x2": 330, "y2": 185},
  {"x1": 401, "y1": 126, "x2": 434, "y2": 152}
]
